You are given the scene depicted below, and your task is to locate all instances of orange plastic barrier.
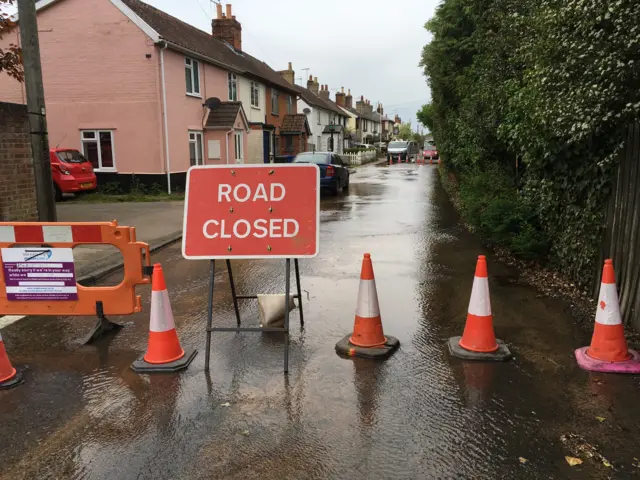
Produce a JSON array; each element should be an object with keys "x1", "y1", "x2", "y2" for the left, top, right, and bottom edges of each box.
[{"x1": 0, "y1": 221, "x2": 150, "y2": 316}]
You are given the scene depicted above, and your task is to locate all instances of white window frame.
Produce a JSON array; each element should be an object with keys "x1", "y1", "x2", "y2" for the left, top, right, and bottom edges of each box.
[
  {"x1": 185, "y1": 57, "x2": 200, "y2": 97},
  {"x1": 271, "y1": 90, "x2": 279, "y2": 115},
  {"x1": 250, "y1": 81, "x2": 260, "y2": 108},
  {"x1": 80, "y1": 129, "x2": 116, "y2": 172},
  {"x1": 234, "y1": 131, "x2": 244, "y2": 163},
  {"x1": 287, "y1": 96, "x2": 293, "y2": 114},
  {"x1": 189, "y1": 130, "x2": 204, "y2": 166},
  {"x1": 228, "y1": 73, "x2": 237, "y2": 101}
]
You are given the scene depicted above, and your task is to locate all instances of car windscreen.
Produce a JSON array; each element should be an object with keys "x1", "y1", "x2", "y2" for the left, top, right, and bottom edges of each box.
[
  {"x1": 293, "y1": 153, "x2": 330, "y2": 165},
  {"x1": 56, "y1": 150, "x2": 89, "y2": 164},
  {"x1": 388, "y1": 142, "x2": 407, "y2": 149}
]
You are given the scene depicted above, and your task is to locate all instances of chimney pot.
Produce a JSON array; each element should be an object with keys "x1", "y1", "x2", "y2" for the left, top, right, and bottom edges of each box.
[
  {"x1": 288, "y1": 62, "x2": 292, "y2": 70},
  {"x1": 309, "y1": 74, "x2": 313, "y2": 80},
  {"x1": 212, "y1": 3, "x2": 242, "y2": 51},
  {"x1": 341, "y1": 86, "x2": 344, "y2": 93},
  {"x1": 314, "y1": 76, "x2": 318, "y2": 82}
]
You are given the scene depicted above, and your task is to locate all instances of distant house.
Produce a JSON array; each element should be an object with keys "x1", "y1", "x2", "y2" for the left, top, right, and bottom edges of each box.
[
  {"x1": 0, "y1": 0, "x2": 300, "y2": 192},
  {"x1": 278, "y1": 69, "x2": 348, "y2": 154}
]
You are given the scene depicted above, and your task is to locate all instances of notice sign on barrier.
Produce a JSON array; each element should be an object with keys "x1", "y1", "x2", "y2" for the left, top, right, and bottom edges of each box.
[
  {"x1": 1, "y1": 248, "x2": 78, "y2": 301},
  {"x1": 182, "y1": 164, "x2": 320, "y2": 259}
]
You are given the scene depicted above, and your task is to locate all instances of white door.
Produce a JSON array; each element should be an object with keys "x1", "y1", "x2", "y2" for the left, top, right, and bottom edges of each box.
[{"x1": 234, "y1": 131, "x2": 244, "y2": 164}]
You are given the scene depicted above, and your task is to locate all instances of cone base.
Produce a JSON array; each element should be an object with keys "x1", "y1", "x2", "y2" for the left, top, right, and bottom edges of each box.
[
  {"x1": 0, "y1": 367, "x2": 23, "y2": 390},
  {"x1": 448, "y1": 336, "x2": 512, "y2": 362},
  {"x1": 131, "y1": 348, "x2": 198, "y2": 373},
  {"x1": 575, "y1": 347, "x2": 640, "y2": 374},
  {"x1": 335, "y1": 334, "x2": 400, "y2": 359}
]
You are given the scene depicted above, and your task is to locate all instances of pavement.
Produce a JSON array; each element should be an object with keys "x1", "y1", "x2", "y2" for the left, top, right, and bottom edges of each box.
[
  {"x1": 3, "y1": 163, "x2": 640, "y2": 479},
  {"x1": 56, "y1": 201, "x2": 185, "y2": 284}
]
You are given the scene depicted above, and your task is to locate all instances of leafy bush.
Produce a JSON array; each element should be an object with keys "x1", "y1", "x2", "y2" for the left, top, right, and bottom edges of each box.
[
  {"x1": 420, "y1": 0, "x2": 640, "y2": 285},
  {"x1": 459, "y1": 167, "x2": 549, "y2": 260}
]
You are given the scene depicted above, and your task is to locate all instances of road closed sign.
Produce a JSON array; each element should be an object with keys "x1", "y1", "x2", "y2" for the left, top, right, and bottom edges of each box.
[{"x1": 182, "y1": 164, "x2": 320, "y2": 259}]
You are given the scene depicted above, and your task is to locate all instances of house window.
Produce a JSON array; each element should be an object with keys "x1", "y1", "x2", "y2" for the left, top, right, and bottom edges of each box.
[
  {"x1": 363, "y1": 120, "x2": 368, "y2": 132},
  {"x1": 185, "y1": 57, "x2": 200, "y2": 96},
  {"x1": 234, "y1": 131, "x2": 243, "y2": 163},
  {"x1": 317, "y1": 110, "x2": 321, "y2": 125},
  {"x1": 228, "y1": 73, "x2": 237, "y2": 101},
  {"x1": 189, "y1": 131, "x2": 204, "y2": 166},
  {"x1": 81, "y1": 130, "x2": 115, "y2": 171},
  {"x1": 271, "y1": 90, "x2": 279, "y2": 115},
  {"x1": 287, "y1": 96, "x2": 293, "y2": 114},
  {"x1": 250, "y1": 81, "x2": 259, "y2": 108},
  {"x1": 317, "y1": 135, "x2": 321, "y2": 150},
  {"x1": 284, "y1": 136, "x2": 293, "y2": 153}
]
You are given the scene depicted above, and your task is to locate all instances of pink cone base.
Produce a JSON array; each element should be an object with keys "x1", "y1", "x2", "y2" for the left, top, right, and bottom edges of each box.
[{"x1": 575, "y1": 347, "x2": 640, "y2": 373}]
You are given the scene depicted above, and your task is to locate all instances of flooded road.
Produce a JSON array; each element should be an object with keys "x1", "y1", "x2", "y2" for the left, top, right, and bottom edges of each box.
[{"x1": 2, "y1": 163, "x2": 640, "y2": 479}]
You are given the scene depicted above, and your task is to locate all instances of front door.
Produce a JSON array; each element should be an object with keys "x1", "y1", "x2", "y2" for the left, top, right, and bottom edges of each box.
[
  {"x1": 262, "y1": 130, "x2": 270, "y2": 163},
  {"x1": 234, "y1": 131, "x2": 243, "y2": 164}
]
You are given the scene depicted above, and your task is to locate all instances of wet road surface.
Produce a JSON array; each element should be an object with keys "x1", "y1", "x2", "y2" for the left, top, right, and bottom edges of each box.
[{"x1": 2, "y1": 163, "x2": 640, "y2": 479}]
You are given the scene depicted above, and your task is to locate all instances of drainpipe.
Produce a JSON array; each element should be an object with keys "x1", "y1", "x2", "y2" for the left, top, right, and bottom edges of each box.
[
  {"x1": 226, "y1": 129, "x2": 233, "y2": 164},
  {"x1": 160, "y1": 43, "x2": 172, "y2": 194}
]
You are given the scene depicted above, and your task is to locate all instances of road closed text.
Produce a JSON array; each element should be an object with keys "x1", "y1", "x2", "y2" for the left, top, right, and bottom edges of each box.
[{"x1": 202, "y1": 182, "x2": 300, "y2": 239}]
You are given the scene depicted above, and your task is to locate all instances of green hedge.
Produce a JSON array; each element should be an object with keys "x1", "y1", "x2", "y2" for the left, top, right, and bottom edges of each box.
[{"x1": 421, "y1": 0, "x2": 640, "y2": 285}]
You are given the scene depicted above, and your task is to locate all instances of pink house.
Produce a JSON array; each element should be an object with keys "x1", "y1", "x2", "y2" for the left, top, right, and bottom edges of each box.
[{"x1": 0, "y1": 0, "x2": 300, "y2": 192}]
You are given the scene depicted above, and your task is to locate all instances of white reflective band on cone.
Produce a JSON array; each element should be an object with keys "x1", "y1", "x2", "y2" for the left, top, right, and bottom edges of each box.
[
  {"x1": 468, "y1": 276, "x2": 491, "y2": 316},
  {"x1": 355, "y1": 279, "x2": 380, "y2": 318},
  {"x1": 595, "y1": 283, "x2": 622, "y2": 326},
  {"x1": 149, "y1": 290, "x2": 177, "y2": 332}
]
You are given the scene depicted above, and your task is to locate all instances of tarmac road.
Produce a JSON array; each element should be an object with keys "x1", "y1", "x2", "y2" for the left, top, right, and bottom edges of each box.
[{"x1": 2, "y1": 163, "x2": 640, "y2": 479}]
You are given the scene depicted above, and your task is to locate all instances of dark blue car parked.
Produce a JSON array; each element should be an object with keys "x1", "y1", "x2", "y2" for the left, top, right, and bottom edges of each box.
[{"x1": 293, "y1": 152, "x2": 350, "y2": 195}]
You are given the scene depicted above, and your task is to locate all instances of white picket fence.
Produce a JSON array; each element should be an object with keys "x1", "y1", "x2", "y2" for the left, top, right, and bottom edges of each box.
[{"x1": 342, "y1": 150, "x2": 378, "y2": 166}]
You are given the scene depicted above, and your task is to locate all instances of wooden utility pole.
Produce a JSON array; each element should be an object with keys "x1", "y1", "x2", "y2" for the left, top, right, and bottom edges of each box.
[{"x1": 17, "y1": 0, "x2": 56, "y2": 221}]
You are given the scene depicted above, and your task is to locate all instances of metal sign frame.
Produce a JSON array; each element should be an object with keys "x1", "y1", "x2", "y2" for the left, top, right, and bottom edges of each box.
[{"x1": 204, "y1": 258, "x2": 303, "y2": 374}]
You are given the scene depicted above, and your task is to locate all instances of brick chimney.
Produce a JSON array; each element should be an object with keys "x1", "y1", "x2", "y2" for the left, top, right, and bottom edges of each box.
[
  {"x1": 377, "y1": 103, "x2": 383, "y2": 115},
  {"x1": 212, "y1": 3, "x2": 242, "y2": 51},
  {"x1": 365, "y1": 99, "x2": 373, "y2": 114},
  {"x1": 345, "y1": 89, "x2": 353, "y2": 109},
  {"x1": 278, "y1": 62, "x2": 295, "y2": 85},
  {"x1": 319, "y1": 84, "x2": 330, "y2": 100},
  {"x1": 307, "y1": 76, "x2": 319, "y2": 95},
  {"x1": 356, "y1": 95, "x2": 365, "y2": 112},
  {"x1": 335, "y1": 86, "x2": 346, "y2": 107},
  {"x1": 394, "y1": 114, "x2": 401, "y2": 124}
]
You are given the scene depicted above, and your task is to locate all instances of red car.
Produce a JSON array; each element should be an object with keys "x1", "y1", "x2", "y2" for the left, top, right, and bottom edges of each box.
[
  {"x1": 423, "y1": 144, "x2": 439, "y2": 161},
  {"x1": 50, "y1": 148, "x2": 97, "y2": 201}
]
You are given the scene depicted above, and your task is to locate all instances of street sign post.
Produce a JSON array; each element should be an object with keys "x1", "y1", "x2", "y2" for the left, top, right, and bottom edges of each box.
[{"x1": 182, "y1": 164, "x2": 320, "y2": 374}]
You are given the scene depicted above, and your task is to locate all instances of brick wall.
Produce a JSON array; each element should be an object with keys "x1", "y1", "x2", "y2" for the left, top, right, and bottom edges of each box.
[{"x1": 0, "y1": 102, "x2": 38, "y2": 221}]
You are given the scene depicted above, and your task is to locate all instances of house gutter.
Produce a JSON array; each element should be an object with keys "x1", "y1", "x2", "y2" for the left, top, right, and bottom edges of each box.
[{"x1": 160, "y1": 42, "x2": 172, "y2": 194}]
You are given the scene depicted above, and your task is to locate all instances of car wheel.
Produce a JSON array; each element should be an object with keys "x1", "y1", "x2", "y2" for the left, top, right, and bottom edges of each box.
[{"x1": 53, "y1": 183, "x2": 62, "y2": 202}]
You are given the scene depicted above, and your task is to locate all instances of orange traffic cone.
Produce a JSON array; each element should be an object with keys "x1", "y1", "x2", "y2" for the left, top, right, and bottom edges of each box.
[
  {"x1": 575, "y1": 259, "x2": 640, "y2": 373},
  {"x1": 336, "y1": 253, "x2": 399, "y2": 358},
  {"x1": 350, "y1": 253, "x2": 386, "y2": 347},
  {"x1": 131, "y1": 263, "x2": 197, "y2": 373},
  {"x1": 448, "y1": 255, "x2": 512, "y2": 361},
  {"x1": 0, "y1": 332, "x2": 22, "y2": 389}
]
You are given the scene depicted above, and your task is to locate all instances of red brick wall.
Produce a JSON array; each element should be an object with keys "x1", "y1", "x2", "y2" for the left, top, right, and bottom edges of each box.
[
  {"x1": 0, "y1": 102, "x2": 38, "y2": 221},
  {"x1": 266, "y1": 87, "x2": 297, "y2": 133}
]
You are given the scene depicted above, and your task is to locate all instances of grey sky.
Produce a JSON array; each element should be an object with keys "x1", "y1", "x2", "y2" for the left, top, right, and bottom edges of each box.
[{"x1": 145, "y1": 0, "x2": 436, "y2": 128}]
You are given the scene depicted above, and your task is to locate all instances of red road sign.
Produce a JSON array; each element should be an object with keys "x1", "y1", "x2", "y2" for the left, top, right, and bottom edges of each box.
[{"x1": 182, "y1": 164, "x2": 320, "y2": 259}]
